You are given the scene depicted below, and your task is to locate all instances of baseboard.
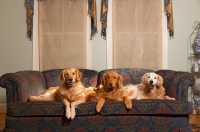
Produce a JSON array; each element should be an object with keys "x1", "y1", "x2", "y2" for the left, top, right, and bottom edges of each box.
[{"x1": 0, "y1": 103, "x2": 6, "y2": 113}]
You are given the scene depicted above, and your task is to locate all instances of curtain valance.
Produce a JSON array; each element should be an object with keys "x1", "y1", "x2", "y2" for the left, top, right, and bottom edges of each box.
[
  {"x1": 26, "y1": 0, "x2": 174, "y2": 40},
  {"x1": 165, "y1": 0, "x2": 174, "y2": 38}
]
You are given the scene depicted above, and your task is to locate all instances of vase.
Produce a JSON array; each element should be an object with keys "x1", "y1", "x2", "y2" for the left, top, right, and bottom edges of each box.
[
  {"x1": 194, "y1": 33, "x2": 200, "y2": 54},
  {"x1": 193, "y1": 93, "x2": 200, "y2": 108},
  {"x1": 193, "y1": 60, "x2": 199, "y2": 72}
]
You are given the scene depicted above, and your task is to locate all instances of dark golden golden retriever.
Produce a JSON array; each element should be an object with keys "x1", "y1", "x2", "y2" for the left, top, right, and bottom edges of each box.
[{"x1": 87, "y1": 71, "x2": 132, "y2": 112}]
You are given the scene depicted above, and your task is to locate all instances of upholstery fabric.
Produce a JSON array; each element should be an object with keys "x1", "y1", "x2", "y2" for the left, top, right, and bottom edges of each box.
[
  {"x1": 6, "y1": 100, "x2": 192, "y2": 117},
  {"x1": 0, "y1": 68, "x2": 195, "y2": 132},
  {"x1": 156, "y1": 70, "x2": 195, "y2": 101},
  {"x1": 5, "y1": 116, "x2": 190, "y2": 132}
]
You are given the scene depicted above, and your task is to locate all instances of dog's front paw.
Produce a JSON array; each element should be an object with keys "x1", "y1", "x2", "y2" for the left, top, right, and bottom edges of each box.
[
  {"x1": 126, "y1": 102, "x2": 132, "y2": 109},
  {"x1": 70, "y1": 108, "x2": 76, "y2": 119},
  {"x1": 96, "y1": 105, "x2": 102, "y2": 113},
  {"x1": 125, "y1": 100, "x2": 132, "y2": 109},
  {"x1": 66, "y1": 108, "x2": 71, "y2": 119}
]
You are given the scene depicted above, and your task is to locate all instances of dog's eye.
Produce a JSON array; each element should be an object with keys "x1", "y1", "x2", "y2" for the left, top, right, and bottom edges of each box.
[
  {"x1": 107, "y1": 76, "x2": 109, "y2": 79},
  {"x1": 154, "y1": 77, "x2": 156, "y2": 79},
  {"x1": 65, "y1": 73, "x2": 68, "y2": 76},
  {"x1": 148, "y1": 76, "x2": 150, "y2": 78},
  {"x1": 72, "y1": 72, "x2": 75, "y2": 75},
  {"x1": 113, "y1": 77, "x2": 116, "y2": 79}
]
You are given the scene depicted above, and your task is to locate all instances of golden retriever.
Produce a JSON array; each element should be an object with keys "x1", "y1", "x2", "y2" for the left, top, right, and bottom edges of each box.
[
  {"x1": 29, "y1": 68, "x2": 95, "y2": 119},
  {"x1": 87, "y1": 71, "x2": 132, "y2": 112},
  {"x1": 125, "y1": 72, "x2": 175, "y2": 100}
]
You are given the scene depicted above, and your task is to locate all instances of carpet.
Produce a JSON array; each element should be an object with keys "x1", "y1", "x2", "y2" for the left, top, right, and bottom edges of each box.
[{"x1": 191, "y1": 124, "x2": 200, "y2": 132}]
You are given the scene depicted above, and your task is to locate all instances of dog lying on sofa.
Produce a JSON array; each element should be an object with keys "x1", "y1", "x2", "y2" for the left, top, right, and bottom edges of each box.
[
  {"x1": 125, "y1": 72, "x2": 175, "y2": 100},
  {"x1": 29, "y1": 68, "x2": 95, "y2": 119}
]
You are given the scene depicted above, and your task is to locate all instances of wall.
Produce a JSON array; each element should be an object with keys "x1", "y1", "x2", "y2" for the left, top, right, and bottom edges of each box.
[
  {"x1": 0, "y1": 1, "x2": 32, "y2": 103},
  {"x1": 0, "y1": 0, "x2": 200, "y2": 103},
  {"x1": 167, "y1": 0, "x2": 200, "y2": 101}
]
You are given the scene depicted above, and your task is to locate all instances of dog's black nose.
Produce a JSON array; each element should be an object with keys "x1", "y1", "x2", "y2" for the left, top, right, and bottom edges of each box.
[
  {"x1": 69, "y1": 79, "x2": 73, "y2": 82},
  {"x1": 109, "y1": 82, "x2": 113, "y2": 86},
  {"x1": 150, "y1": 80, "x2": 153, "y2": 84}
]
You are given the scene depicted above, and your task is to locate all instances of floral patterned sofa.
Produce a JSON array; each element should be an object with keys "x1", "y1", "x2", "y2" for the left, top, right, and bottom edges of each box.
[{"x1": 0, "y1": 68, "x2": 195, "y2": 132}]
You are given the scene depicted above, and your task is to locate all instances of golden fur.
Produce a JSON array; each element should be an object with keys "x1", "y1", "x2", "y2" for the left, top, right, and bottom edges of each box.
[
  {"x1": 87, "y1": 71, "x2": 132, "y2": 112},
  {"x1": 125, "y1": 72, "x2": 175, "y2": 100},
  {"x1": 29, "y1": 68, "x2": 95, "y2": 119}
]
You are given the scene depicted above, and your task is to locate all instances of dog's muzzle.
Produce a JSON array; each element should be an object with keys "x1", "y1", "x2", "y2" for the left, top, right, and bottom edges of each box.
[
  {"x1": 67, "y1": 79, "x2": 75, "y2": 86},
  {"x1": 149, "y1": 80, "x2": 155, "y2": 88}
]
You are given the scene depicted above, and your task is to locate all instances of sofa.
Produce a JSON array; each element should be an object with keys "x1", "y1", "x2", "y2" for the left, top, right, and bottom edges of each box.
[{"x1": 0, "y1": 68, "x2": 195, "y2": 132}]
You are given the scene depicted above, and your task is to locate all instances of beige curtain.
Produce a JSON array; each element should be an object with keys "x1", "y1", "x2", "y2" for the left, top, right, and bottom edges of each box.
[
  {"x1": 112, "y1": 0, "x2": 162, "y2": 70},
  {"x1": 38, "y1": 0, "x2": 87, "y2": 71}
]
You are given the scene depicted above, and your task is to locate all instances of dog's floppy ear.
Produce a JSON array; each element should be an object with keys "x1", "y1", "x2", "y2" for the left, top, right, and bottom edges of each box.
[
  {"x1": 101, "y1": 73, "x2": 106, "y2": 86},
  {"x1": 76, "y1": 69, "x2": 82, "y2": 81},
  {"x1": 117, "y1": 75, "x2": 123, "y2": 88},
  {"x1": 156, "y1": 74, "x2": 163, "y2": 87},
  {"x1": 59, "y1": 70, "x2": 66, "y2": 81},
  {"x1": 141, "y1": 73, "x2": 148, "y2": 84}
]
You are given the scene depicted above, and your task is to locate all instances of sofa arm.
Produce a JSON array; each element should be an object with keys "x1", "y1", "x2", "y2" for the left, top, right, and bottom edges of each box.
[
  {"x1": 0, "y1": 70, "x2": 46, "y2": 103},
  {"x1": 156, "y1": 70, "x2": 195, "y2": 101}
]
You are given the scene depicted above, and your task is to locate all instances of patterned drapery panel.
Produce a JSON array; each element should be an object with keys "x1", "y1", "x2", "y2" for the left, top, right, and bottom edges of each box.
[
  {"x1": 88, "y1": 0, "x2": 98, "y2": 39},
  {"x1": 26, "y1": 0, "x2": 174, "y2": 40},
  {"x1": 26, "y1": 0, "x2": 34, "y2": 40},
  {"x1": 101, "y1": 0, "x2": 108, "y2": 39},
  {"x1": 165, "y1": 0, "x2": 174, "y2": 38}
]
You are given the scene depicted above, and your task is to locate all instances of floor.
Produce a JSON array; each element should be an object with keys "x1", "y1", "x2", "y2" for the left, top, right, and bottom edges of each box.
[{"x1": 0, "y1": 113, "x2": 199, "y2": 130}]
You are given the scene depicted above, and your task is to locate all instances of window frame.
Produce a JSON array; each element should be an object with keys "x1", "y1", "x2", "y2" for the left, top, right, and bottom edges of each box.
[{"x1": 32, "y1": 0, "x2": 168, "y2": 70}]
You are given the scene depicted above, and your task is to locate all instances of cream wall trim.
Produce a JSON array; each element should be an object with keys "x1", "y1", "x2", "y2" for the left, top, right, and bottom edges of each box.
[
  {"x1": 0, "y1": 103, "x2": 6, "y2": 113},
  {"x1": 33, "y1": 1, "x2": 39, "y2": 71},
  {"x1": 87, "y1": 3, "x2": 91, "y2": 69},
  {"x1": 106, "y1": 0, "x2": 113, "y2": 69},
  {"x1": 162, "y1": 0, "x2": 168, "y2": 69}
]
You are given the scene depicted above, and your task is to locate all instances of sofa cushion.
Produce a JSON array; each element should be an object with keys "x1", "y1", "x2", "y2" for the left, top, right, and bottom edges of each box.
[
  {"x1": 7, "y1": 99, "x2": 193, "y2": 117},
  {"x1": 5, "y1": 115, "x2": 190, "y2": 132},
  {"x1": 42, "y1": 69, "x2": 99, "y2": 88},
  {"x1": 99, "y1": 100, "x2": 193, "y2": 115},
  {"x1": 7, "y1": 101, "x2": 97, "y2": 117}
]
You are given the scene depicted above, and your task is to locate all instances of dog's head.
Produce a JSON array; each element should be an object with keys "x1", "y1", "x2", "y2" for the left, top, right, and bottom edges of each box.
[
  {"x1": 59, "y1": 68, "x2": 82, "y2": 87},
  {"x1": 101, "y1": 71, "x2": 123, "y2": 92},
  {"x1": 142, "y1": 72, "x2": 163, "y2": 89}
]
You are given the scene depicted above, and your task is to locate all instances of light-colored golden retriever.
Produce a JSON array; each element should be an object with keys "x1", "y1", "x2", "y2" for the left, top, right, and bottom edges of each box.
[
  {"x1": 125, "y1": 72, "x2": 175, "y2": 100},
  {"x1": 29, "y1": 68, "x2": 95, "y2": 119},
  {"x1": 87, "y1": 71, "x2": 132, "y2": 112}
]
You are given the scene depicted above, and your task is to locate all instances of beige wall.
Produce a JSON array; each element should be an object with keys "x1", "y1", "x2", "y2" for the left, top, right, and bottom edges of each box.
[
  {"x1": 0, "y1": 0, "x2": 200, "y2": 103},
  {"x1": 0, "y1": 1, "x2": 32, "y2": 103},
  {"x1": 167, "y1": 0, "x2": 200, "y2": 101}
]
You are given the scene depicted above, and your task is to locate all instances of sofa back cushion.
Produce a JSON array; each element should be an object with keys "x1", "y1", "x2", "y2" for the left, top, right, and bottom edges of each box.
[
  {"x1": 42, "y1": 69, "x2": 99, "y2": 88},
  {"x1": 97, "y1": 68, "x2": 154, "y2": 86}
]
